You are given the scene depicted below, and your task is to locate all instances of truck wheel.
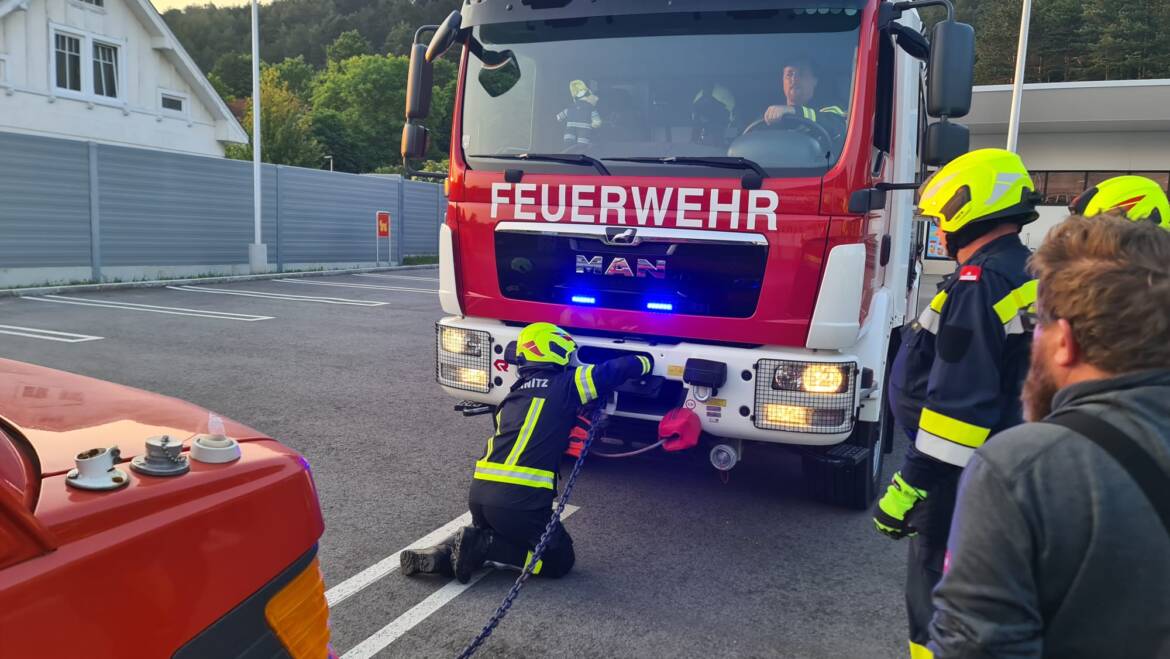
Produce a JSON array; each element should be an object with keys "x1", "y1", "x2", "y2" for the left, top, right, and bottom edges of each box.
[{"x1": 801, "y1": 405, "x2": 888, "y2": 511}]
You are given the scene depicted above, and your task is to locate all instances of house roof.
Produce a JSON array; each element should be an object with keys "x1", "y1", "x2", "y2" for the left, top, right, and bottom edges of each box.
[
  {"x1": 1, "y1": 0, "x2": 247, "y2": 144},
  {"x1": 125, "y1": 0, "x2": 248, "y2": 144},
  {"x1": 966, "y1": 79, "x2": 1170, "y2": 135}
]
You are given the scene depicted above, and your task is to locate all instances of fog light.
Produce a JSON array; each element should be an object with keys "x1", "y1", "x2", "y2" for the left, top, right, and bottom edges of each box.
[
  {"x1": 802, "y1": 364, "x2": 845, "y2": 393},
  {"x1": 441, "y1": 364, "x2": 487, "y2": 389},
  {"x1": 771, "y1": 362, "x2": 850, "y2": 394},
  {"x1": 762, "y1": 404, "x2": 812, "y2": 428},
  {"x1": 458, "y1": 368, "x2": 488, "y2": 388},
  {"x1": 438, "y1": 362, "x2": 491, "y2": 393},
  {"x1": 439, "y1": 326, "x2": 484, "y2": 356}
]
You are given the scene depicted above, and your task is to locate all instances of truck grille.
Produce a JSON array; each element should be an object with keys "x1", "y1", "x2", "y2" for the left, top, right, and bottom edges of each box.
[{"x1": 494, "y1": 231, "x2": 767, "y2": 317}]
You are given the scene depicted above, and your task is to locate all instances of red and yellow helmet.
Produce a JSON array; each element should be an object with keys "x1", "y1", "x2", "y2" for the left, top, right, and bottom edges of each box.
[
  {"x1": 517, "y1": 322, "x2": 577, "y2": 367},
  {"x1": 1069, "y1": 175, "x2": 1169, "y2": 230}
]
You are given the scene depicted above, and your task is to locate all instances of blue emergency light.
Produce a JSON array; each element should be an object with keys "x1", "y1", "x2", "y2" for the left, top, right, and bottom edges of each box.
[
  {"x1": 646, "y1": 302, "x2": 674, "y2": 312},
  {"x1": 571, "y1": 295, "x2": 597, "y2": 305}
]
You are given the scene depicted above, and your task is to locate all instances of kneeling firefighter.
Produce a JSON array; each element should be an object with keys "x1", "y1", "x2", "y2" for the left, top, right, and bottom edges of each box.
[
  {"x1": 402, "y1": 321, "x2": 653, "y2": 582},
  {"x1": 874, "y1": 148, "x2": 1040, "y2": 658}
]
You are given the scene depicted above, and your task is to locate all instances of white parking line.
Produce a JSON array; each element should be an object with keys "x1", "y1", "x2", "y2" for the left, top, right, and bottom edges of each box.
[
  {"x1": 339, "y1": 505, "x2": 581, "y2": 659},
  {"x1": 23, "y1": 296, "x2": 273, "y2": 321},
  {"x1": 326, "y1": 512, "x2": 473, "y2": 607},
  {"x1": 354, "y1": 273, "x2": 439, "y2": 283},
  {"x1": 275, "y1": 279, "x2": 439, "y2": 295},
  {"x1": 0, "y1": 325, "x2": 104, "y2": 343},
  {"x1": 167, "y1": 285, "x2": 388, "y2": 307}
]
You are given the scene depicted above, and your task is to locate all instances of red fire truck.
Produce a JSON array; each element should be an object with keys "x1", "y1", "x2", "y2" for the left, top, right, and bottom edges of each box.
[{"x1": 403, "y1": 0, "x2": 974, "y2": 509}]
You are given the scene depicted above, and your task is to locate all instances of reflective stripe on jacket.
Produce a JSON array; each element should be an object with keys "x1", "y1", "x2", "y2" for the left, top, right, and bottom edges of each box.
[
  {"x1": 888, "y1": 233, "x2": 1034, "y2": 470},
  {"x1": 469, "y1": 355, "x2": 651, "y2": 509}
]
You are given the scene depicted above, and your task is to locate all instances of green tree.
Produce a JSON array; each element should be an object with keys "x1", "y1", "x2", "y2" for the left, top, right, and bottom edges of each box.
[
  {"x1": 327, "y1": 30, "x2": 372, "y2": 64},
  {"x1": 227, "y1": 68, "x2": 324, "y2": 168},
  {"x1": 383, "y1": 21, "x2": 415, "y2": 56},
  {"x1": 206, "y1": 71, "x2": 235, "y2": 102},
  {"x1": 310, "y1": 108, "x2": 381, "y2": 173},
  {"x1": 270, "y1": 56, "x2": 317, "y2": 101},
  {"x1": 211, "y1": 52, "x2": 254, "y2": 99},
  {"x1": 311, "y1": 54, "x2": 456, "y2": 172}
]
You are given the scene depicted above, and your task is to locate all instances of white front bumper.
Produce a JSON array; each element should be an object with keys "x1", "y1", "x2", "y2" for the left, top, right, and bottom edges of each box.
[{"x1": 435, "y1": 316, "x2": 869, "y2": 446}]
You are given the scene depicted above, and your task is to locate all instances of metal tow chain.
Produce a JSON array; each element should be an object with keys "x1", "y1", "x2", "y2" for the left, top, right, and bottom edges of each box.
[{"x1": 456, "y1": 406, "x2": 606, "y2": 659}]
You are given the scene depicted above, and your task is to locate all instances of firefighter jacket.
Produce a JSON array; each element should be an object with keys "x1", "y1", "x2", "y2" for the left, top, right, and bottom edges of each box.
[
  {"x1": 556, "y1": 99, "x2": 602, "y2": 147},
  {"x1": 888, "y1": 233, "x2": 1035, "y2": 482},
  {"x1": 469, "y1": 355, "x2": 652, "y2": 510}
]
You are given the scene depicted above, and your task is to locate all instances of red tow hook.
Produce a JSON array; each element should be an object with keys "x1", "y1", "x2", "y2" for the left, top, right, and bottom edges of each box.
[{"x1": 659, "y1": 407, "x2": 702, "y2": 452}]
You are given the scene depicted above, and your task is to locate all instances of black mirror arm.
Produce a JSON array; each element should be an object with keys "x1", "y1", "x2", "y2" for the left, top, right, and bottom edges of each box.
[
  {"x1": 876, "y1": 181, "x2": 921, "y2": 191},
  {"x1": 414, "y1": 25, "x2": 439, "y2": 47}
]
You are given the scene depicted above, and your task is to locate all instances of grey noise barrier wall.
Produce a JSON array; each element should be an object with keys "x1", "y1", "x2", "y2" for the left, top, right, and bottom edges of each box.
[{"x1": 0, "y1": 131, "x2": 446, "y2": 288}]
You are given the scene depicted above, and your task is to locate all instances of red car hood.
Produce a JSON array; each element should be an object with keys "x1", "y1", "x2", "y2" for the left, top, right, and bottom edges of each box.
[{"x1": 0, "y1": 359, "x2": 267, "y2": 477}]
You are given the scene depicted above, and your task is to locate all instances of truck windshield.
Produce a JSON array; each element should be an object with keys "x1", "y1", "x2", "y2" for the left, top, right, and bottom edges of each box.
[{"x1": 463, "y1": 9, "x2": 862, "y2": 178}]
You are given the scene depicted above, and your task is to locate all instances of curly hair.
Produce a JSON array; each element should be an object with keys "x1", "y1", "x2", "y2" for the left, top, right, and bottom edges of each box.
[{"x1": 1029, "y1": 214, "x2": 1170, "y2": 372}]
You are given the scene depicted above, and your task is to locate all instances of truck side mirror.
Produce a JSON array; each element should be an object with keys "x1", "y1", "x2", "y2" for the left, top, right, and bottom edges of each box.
[
  {"x1": 923, "y1": 120, "x2": 969, "y2": 167},
  {"x1": 426, "y1": 11, "x2": 462, "y2": 63},
  {"x1": 406, "y1": 42, "x2": 433, "y2": 120},
  {"x1": 927, "y1": 20, "x2": 975, "y2": 118},
  {"x1": 401, "y1": 122, "x2": 429, "y2": 160}
]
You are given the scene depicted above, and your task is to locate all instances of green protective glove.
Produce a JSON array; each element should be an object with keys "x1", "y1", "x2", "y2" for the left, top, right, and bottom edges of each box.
[{"x1": 873, "y1": 471, "x2": 928, "y2": 540}]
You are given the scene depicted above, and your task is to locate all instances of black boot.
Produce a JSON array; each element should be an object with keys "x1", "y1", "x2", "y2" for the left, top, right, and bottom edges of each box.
[
  {"x1": 400, "y1": 543, "x2": 453, "y2": 577},
  {"x1": 451, "y1": 526, "x2": 492, "y2": 584}
]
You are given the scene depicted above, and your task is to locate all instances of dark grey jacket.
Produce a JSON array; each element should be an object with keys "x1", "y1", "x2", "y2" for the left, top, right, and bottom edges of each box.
[{"x1": 929, "y1": 369, "x2": 1170, "y2": 658}]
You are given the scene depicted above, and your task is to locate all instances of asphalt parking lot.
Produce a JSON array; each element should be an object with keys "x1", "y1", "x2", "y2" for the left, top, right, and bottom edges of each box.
[{"x1": 0, "y1": 269, "x2": 925, "y2": 658}]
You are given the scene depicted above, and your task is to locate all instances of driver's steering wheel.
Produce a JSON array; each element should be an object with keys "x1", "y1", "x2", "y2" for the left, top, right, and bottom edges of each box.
[{"x1": 742, "y1": 113, "x2": 834, "y2": 155}]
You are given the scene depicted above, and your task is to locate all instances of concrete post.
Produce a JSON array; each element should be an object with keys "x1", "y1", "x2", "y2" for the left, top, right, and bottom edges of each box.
[{"x1": 87, "y1": 142, "x2": 102, "y2": 283}]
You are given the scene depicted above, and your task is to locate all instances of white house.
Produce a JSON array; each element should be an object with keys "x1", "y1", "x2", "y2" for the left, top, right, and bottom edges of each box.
[{"x1": 0, "y1": 0, "x2": 247, "y2": 156}]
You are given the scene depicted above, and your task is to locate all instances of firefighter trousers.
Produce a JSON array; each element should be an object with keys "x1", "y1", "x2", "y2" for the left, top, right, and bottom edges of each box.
[
  {"x1": 469, "y1": 502, "x2": 576, "y2": 579},
  {"x1": 902, "y1": 428, "x2": 961, "y2": 657}
]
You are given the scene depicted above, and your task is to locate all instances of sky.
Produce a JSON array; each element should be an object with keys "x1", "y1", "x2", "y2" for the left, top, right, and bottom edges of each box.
[{"x1": 151, "y1": 0, "x2": 263, "y2": 10}]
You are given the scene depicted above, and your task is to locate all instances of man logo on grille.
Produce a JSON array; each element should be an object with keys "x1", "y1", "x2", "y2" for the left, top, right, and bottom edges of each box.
[{"x1": 575, "y1": 255, "x2": 666, "y2": 279}]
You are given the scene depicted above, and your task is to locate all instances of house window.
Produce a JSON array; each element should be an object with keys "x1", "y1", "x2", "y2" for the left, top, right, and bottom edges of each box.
[
  {"x1": 50, "y1": 26, "x2": 123, "y2": 101},
  {"x1": 55, "y1": 33, "x2": 82, "y2": 92},
  {"x1": 80, "y1": 0, "x2": 104, "y2": 6},
  {"x1": 93, "y1": 42, "x2": 118, "y2": 98},
  {"x1": 161, "y1": 94, "x2": 184, "y2": 113}
]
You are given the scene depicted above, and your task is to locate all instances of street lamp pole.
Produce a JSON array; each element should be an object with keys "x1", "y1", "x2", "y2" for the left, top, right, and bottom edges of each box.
[
  {"x1": 1006, "y1": 0, "x2": 1033, "y2": 153},
  {"x1": 248, "y1": 0, "x2": 268, "y2": 273}
]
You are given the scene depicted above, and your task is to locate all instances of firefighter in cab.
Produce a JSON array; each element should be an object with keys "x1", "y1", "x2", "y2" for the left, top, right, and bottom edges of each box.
[
  {"x1": 401, "y1": 322, "x2": 652, "y2": 583},
  {"x1": 1070, "y1": 174, "x2": 1170, "y2": 229},
  {"x1": 874, "y1": 148, "x2": 1040, "y2": 658},
  {"x1": 556, "y1": 80, "x2": 603, "y2": 148}
]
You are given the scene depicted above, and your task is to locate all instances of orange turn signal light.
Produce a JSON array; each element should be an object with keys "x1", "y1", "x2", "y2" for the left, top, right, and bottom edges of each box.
[{"x1": 265, "y1": 557, "x2": 333, "y2": 659}]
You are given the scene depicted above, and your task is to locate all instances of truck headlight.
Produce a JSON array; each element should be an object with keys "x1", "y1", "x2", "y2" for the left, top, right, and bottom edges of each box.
[
  {"x1": 772, "y1": 363, "x2": 849, "y2": 394},
  {"x1": 436, "y1": 324, "x2": 492, "y2": 393},
  {"x1": 439, "y1": 326, "x2": 486, "y2": 357},
  {"x1": 754, "y1": 359, "x2": 856, "y2": 433}
]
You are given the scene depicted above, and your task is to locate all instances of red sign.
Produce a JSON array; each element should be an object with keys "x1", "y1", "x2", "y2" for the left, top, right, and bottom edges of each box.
[
  {"x1": 377, "y1": 211, "x2": 390, "y2": 237},
  {"x1": 493, "y1": 359, "x2": 509, "y2": 372}
]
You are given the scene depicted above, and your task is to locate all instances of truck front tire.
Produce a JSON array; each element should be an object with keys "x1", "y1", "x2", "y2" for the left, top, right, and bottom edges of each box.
[{"x1": 801, "y1": 403, "x2": 888, "y2": 511}]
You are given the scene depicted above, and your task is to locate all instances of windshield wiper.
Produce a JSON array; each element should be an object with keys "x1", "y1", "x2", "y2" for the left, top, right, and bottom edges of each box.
[
  {"x1": 468, "y1": 153, "x2": 610, "y2": 175},
  {"x1": 603, "y1": 156, "x2": 768, "y2": 179}
]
